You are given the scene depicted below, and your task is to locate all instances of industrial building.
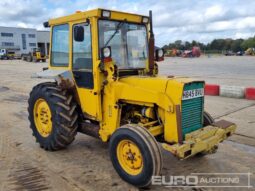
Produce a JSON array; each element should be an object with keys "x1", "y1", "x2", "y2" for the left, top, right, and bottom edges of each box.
[{"x1": 0, "y1": 26, "x2": 50, "y2": 57}]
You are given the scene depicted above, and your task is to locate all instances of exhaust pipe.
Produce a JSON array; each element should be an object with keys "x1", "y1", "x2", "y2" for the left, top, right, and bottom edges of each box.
[{"x1": 148, "y1": 10, "x2": 155, "y2": 75}]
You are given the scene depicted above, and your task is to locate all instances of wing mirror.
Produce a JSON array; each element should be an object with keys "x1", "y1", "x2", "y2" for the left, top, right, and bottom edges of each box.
[{"x1": 74, "y1": 26, "x2": 84, "y2": 42}]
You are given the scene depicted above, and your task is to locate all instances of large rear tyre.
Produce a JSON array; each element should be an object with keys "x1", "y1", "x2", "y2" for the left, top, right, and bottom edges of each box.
[
  {"x1": 32, "y1": 56, "x2": 38, "y2": 62},
  {"x1": 28, "y1": 82, "x2": 78, "y2": 151},
  {"x1": 28, "y1": 56, "x2": 32, "y2": 62},
  {"x1": 109, "y1": 124, "x2": 162, "y2": 188}
]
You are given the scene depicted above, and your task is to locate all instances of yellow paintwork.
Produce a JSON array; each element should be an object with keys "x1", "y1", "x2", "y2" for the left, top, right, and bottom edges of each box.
[
  {"x1": 48, "y1": 9, "x2": 146, "y2": 26},
  {"x1": 148, "y1": 125, "x2": 164, "y2": 136},
  {"x1": 33, "y1": 98, "x2": 52, "y2": 137},
  {"x1": 162, "y1": 123, "x2": 237, "y2": 159},
  {"x1": 36, "y1": 52, "x2": 41, "y2": 59},
  {"x1": 7, "y1": 53, "x2": 15, "y2": 58},
  {"x1": 45, "y1": 8, "x2": 235, "y2": 152},
  {"x1": 117, "y1": 140, "x2": 143, "y2": 175}
]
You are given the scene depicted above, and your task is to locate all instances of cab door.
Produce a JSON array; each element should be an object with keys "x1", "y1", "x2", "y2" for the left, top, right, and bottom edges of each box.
[{"x1": 72, "y1": 22, "x2": 101, "y2": 120}]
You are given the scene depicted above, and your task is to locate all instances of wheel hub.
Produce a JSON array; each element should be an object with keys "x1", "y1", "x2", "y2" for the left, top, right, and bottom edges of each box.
[
  {"x1": 33, "y1": 98, "x2": 52, "y2": 137},
  {"x1": 117, "y1": 140, "x2": 143, "y2": 175}
]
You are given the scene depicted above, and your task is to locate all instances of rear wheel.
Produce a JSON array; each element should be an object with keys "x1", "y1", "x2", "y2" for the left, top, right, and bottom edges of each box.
[
  {"x1": 109, "y1": 124, "x2": 162, "y2": 188},
  {"x1": 28, "y1": 82, "x2": 78, "y2": 151},
  {"x1": 32, "y1": 56, "x2": 38, "y2": 62}
]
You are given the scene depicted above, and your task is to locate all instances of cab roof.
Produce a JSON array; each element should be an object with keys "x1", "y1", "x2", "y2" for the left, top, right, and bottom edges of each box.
[{"x1": 48, "y1": 8, "x2": 149, "y2": 26}]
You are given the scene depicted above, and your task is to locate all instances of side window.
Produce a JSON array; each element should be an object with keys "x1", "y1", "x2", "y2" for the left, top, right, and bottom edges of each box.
[
  {"x1": 51, "y1": 24, "x2": 69, "y2": 67},
  {"x1": 73, "y1": 23, "x2": 92, "y2": 70},
  {"x1": 72, "y1": 23, "x2": 93, "y2": 89}
]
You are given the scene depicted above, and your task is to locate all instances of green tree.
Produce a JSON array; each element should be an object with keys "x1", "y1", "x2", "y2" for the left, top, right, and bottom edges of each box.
[
  {"x1": 231, "y1": 39, "x2": 244, "y2": 52},
  {"x1": 241, "y1": 36, "x2": 255, "y2": 50}
]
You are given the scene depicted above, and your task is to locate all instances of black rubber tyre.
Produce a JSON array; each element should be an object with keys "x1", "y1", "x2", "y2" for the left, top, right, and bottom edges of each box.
[
  {"x1": 32, "y1": 56, "x2": 37, "y2": 62},
  {"x1": 28, "y1": 56, "x2": 31, "y2": 62},
  {"x1": 203, "y1": 111, "x2": 215, "y2": 126},
  {"x1": 109, "y1": 124, "x2": 162, "y2": 188},
  {"x1": 42, "y1": 59, "x2": 46, "y2": 62},
  {"x1": 28, "y1": 82, "x2": 78, "y2": 151}
]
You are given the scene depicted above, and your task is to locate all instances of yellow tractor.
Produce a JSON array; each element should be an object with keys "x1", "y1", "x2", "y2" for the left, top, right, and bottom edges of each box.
[
  {"x1": 22, "y1": 48, "x2": 46, "y2": 62},
  {"x1": 28, "y1": 9, "x2": 236, "y2": 187}
]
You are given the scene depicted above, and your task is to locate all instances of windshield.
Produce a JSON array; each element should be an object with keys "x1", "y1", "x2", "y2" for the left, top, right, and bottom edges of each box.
[{"x1": 99, "y1": 20, "x2": 148, "y2": 69}]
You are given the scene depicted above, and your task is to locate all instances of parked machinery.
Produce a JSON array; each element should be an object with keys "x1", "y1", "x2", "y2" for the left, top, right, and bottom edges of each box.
[
  {"x1": 22, "y1": 48, "x2": 46, "y2": 62},
  {"x1": 245, "y1": 48, "x2": 255, "y2": 56},
  {"x1": 0, "y1": 49, "x2": 15, "y2": 60}
]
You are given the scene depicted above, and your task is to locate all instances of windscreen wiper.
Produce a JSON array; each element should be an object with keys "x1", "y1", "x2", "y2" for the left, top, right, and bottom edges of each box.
[{"x1": 104, "y1": 21, "x2": 125, "y2": 47}]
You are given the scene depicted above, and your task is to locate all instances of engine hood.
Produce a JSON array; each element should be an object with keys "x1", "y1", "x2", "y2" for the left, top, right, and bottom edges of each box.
[{"x1": 119, "y1": 75, "x2": 204, "y2": 94}]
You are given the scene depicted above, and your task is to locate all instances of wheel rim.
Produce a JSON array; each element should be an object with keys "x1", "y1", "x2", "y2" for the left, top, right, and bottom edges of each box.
[
  {"x1": 117, "y1": 140, "x2": 143, "y2": 175},
  {"x1": 33, "y1": 98, "x2": 52, "y2": 137}
]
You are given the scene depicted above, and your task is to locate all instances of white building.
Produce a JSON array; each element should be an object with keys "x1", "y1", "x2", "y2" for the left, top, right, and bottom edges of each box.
[
  {"x1": 0, "y1": 26, "x2": 50, "y2": 56},
  {"x1": 37, "y1": 30, "x2": 50, "y2": 56}
]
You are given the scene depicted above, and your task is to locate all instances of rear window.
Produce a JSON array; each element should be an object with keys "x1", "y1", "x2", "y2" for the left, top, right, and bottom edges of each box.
[{"x1": 51, "y1": 24, "x2": 69, "y2": 67}]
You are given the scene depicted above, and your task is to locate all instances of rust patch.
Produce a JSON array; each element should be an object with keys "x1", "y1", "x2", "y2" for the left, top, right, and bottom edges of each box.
[
  {"x1": 213, "y1": 120, "x2": 235, "y2": 129},
  {"x1": 176, "y1": 105, "x2": 183, "y2": 144},
  {"x1": 57, "y1": 75, "x2": 75, "y2": 90}
]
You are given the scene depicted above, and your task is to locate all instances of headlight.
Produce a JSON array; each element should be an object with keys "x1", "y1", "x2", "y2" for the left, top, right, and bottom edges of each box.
[
  {"x1": 102, "y1": 10, "x2": 111, "y2": 18},
  {"x1": 157, "y1": 49, "x2": 164, "y2": 57},
  {"x1": 103, "y1": 47, "x2": 111, "y2": 58},
  {"x1": 155, "y1": 48, "x2": 164, "y2": 61},
  {"x1": 142, "y1": 17, "x2": 149, "y2": 24}
]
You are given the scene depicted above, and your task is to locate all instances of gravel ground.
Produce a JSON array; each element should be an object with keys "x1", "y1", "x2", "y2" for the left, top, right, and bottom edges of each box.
[{"x1": 0, "y1": 58, "x2": 254, "y2": 191}]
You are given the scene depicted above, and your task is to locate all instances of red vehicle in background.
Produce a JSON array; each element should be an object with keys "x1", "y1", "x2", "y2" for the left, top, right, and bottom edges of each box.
[{"x1": 182, "y1": 46, "x2": 201, "y2": 57}]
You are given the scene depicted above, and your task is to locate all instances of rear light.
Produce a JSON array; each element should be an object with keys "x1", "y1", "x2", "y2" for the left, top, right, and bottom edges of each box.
[{"x1": 103, "y1": 57, "x2": 112, "y2": 63}]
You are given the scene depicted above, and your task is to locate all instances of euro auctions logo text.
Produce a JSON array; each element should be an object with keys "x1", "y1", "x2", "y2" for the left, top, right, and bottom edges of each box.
[
  {"x1": 152, "y1": 173, "x2": 252, "y2": 188},
  {"x1": 152, "y1": 175, "x2": 198, "y2": 186}
]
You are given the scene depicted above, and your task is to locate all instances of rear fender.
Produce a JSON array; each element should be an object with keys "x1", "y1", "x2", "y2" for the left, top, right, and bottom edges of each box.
[{"x1": 32, "y1": 69, "x2": 75, "y2": 90}]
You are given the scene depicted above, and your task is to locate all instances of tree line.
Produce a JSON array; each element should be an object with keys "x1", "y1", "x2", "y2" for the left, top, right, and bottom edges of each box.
[{"x1": 162, "y1": 35, "x2": 255, "y2": 53}]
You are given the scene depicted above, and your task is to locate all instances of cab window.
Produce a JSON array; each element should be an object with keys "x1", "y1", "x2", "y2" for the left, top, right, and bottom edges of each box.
[
  {"x1": 72, "y1": 23, "x2": 93, "y2": 89},
  {"x1": 73, "y1": 23, "x2": 92, "y2": 71},
  {"x1": 51, "y1": 24, "x2": 69, "y2": 67}
]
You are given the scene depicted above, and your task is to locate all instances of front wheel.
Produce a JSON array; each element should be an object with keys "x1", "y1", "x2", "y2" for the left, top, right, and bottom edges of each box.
[
  {"x1": 203, "y1": 111, "x2": 215, "y2": 126},
  {"x1": 109, "y1": 125, "x2": 162, "y2": 188}
]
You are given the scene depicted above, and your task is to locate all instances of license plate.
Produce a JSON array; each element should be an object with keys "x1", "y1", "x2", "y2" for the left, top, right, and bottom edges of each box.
[{"x1": 182, "y1": 88, "x2": 204, "y2": 100}]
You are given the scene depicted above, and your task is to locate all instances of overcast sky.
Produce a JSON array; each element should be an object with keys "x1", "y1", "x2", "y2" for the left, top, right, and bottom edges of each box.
[{"x1": 0, "y1": 0, "x2": 255, "y2": 46}]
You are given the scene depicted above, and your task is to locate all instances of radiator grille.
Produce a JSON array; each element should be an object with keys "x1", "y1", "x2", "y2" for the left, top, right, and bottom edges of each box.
[{"x1": 181, "y1": 83, "x2": 204, "y2": 137}]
